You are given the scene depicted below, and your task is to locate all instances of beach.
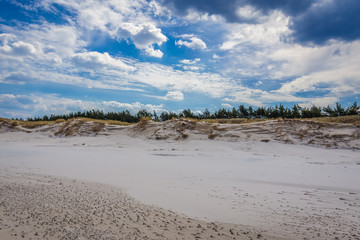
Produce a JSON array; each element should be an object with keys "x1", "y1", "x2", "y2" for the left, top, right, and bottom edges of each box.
[{"x1": 0, "y1": 119, "x2": 359, "y2": 239}]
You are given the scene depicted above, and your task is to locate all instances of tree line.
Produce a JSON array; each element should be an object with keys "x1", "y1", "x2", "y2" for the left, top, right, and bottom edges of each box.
[{"x1": 26, "y1": 102, "x2": 359, "y2": 123}]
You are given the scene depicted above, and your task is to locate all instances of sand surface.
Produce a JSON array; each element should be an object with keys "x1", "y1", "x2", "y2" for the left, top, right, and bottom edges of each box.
[
  {"x1": 0, "y1": 172, "x2": 269, "y2": 240},
  {"x1": 0, "y1": 119, "x2": 360, "y2": 239}
]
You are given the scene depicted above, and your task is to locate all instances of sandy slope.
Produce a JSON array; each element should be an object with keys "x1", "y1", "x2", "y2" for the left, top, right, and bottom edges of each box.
[{"x1": 0, "y1": 119, "x2": 360, "y2": 239}]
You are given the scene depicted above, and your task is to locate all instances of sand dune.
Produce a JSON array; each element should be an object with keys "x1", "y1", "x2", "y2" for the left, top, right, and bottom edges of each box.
[
  {"x1": 2, "y1": 118, "x2": 359, "y2": 149},
  {"x1": 0, "y1": 119, "x2": 359, "y2": 239}
]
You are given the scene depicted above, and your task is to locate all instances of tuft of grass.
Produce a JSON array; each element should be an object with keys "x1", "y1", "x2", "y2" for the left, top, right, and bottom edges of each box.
[
  {"x1": 55, "y1": 119, "x2": 85, "y2": 136},
  {"x1": 137, "y1": 117, "x2": 152, "y2": 129}
]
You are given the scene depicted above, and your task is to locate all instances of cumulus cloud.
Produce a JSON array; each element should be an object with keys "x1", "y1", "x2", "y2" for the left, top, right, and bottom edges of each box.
[
  {"x1": 236, "y1": 5, "x2": 262, "y2": 21},
  {"x1": 119, "y1": 23, "x2": 167, "y2": 58},
  {"x1": 176, "y1": 34, "x2": 206, "y2": 50},
  {"x1": 41, "y1": 0, "x2": 168, "y2": 57},
  {"x1": 143, "y1": 47, "x2": 164, "y2": 58},
  {"x1": 218, "y1": 11, "x2": 291, "y2": 77},
  {"x1": 220, "y1": 11, "x2": 290, "y2": 50},
  {"x1": 0, "y1": 41, "x2": 36, "y2": 57},
  {"x1": 72, "y1": 51, "x2": 136, "y2": 71},
  {"x1": 0, "y1": 23, "x2": 86, "y2": 62},
  {"x1": 164, "y1": 91, "x2": 184, "y2": 101}
]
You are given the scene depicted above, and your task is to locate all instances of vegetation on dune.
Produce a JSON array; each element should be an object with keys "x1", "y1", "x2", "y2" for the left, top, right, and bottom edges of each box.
[
  {"x1": 0, "y1": 117, "x2": 131, "y2": 129},
  {"x1": 4, "y1": 101, "x2": 360, "y2": 126},
  {"x1": 0, "y1": 118, "x2": 65, "y2": 128},
  {"x1": 303, "y1": 115, "x2": 360, "y2": 126}
]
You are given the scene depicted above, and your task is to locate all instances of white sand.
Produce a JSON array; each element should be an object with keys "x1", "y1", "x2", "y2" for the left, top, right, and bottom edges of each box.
[{"x1": 0, "y1": 119, "x2": 359, "y2": 239}]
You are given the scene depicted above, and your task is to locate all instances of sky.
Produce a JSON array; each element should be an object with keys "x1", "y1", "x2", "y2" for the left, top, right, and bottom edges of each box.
[{"x1": 0, "y1": 0, "x2": 359, "y2": 118}]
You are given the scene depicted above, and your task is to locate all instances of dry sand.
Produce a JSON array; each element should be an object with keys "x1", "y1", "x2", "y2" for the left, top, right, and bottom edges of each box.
[
  {"x1": 0, "y1": 119, "x2": 360, "y2": 239},
  {"x1": 0, "y1": 172, "x2": 268, "y2": 240}
]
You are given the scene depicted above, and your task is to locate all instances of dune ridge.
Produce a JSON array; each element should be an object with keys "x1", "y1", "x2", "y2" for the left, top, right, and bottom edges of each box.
[{"x1": 1, "y1": 118, "x2": 359, "y2": 150}]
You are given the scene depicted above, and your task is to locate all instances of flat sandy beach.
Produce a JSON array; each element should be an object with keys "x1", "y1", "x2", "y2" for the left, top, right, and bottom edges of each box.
[{"x1": 1, "y1": 119, "x2": 359, "y2": 239}]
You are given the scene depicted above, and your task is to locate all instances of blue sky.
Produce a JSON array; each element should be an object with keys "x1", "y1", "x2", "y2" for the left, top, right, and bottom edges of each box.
[{"x1": 0, "y1": 0, "x2": 359, "y2": 118}]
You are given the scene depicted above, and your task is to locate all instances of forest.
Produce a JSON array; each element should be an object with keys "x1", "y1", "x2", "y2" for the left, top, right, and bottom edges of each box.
[{"x1": 24, "y1": 102, "x2": 360, "y2": 123}]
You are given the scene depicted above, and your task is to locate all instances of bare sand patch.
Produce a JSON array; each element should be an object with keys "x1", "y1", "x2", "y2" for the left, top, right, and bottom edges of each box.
[{"x1": 0, "y1": 172, "x2": 268, "y2": 240}]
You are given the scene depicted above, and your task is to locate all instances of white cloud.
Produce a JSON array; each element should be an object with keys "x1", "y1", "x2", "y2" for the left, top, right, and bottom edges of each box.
[
  {"x1": 164, "y1": 91, "x2": 184, "y2": 101},
  {"x1": 277, "y1": 66, "x2": 360, "y2": 96},
  {"x1": 0, "y1": 23, "x2": 86, "y2": 63},
  {"x1": 119, "y1": 23, "x2": 167, "y2": 48},
  {"x1": 0, "y1": 93, "x2": 97, "y2": 115},
  {"x1": 216, "y1": 9, "x2": 360, "y2": 105},
  {"x1": 119, "y1": 22, "x2": 167, "y2": 58},
  {"x1": 102, "y1": 100, "x2": 165, "y2": 112},
  {"x1": 143, "y1": 47, "x2": 164, "y2": 58},
  {"x1": 42, "y1": 0, "x2": 167, "y2": 58},
  {"x1": 271, "y1": 41, "x2": 360, "y2": 98},
  {"x1": 176, "y1": 34, "x2": 207, "y2": 50},
  {"x1": 179, "y1": 58, "x2": 201, "y2": 71},
  {"x1": 0, "y1": 93, "x2": 166, "y2": 118},
  {"x1": 220, "y1": 11, "x2": 290, "y2": 51},
  {"x1": 212, "y1": 54, "x2": 221, "y2": 59},
  {"x1": 236, "y1": 5, "x2": 262, "y2": 21},
  {"x1": 179, "y1": 58, "x2": 200, "y2": 64},
  {"x1": 182, "y1": 66, "x2": 200, "y2": 71},
  {"x1": 184, "y1": 9, "x2": 211, "y2": 22},
  {"x1": 144, "y1": 91, "x2": 184, "y2": 101},
  {"x1": 72, "y1": 51, "x2": 136, "y2": 71},
  {"x1": 217, "y1": 11, "x2": 291, "y2": 77},
  {"x1": 221, "y1": 103, "x2": 233, "y2": 109},
  {"x1": 0, "y1": 33, "x2": 16, "y2": 45},
  {"x1": 128, "y1": 62, "x2": 232, "y2": 98},
  {"x1": 300, "y1": 97, "x2": 339, "y2": 108},
  {"x1": 223, "y1": 87, "x2": 309, "y2": 107},
  {"x1": 0, "y1": 41, "x2": 36, "y2": 57}
]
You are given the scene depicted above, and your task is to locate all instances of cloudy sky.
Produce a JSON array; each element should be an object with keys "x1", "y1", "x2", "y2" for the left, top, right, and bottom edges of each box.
[{"x1": 1, "y1": 0, "x2": 359, "y2": 118}]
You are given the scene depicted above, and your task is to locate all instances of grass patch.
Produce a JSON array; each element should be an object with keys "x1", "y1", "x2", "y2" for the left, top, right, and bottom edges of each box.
[
  {"x1": 0, "y1": 118, "x2": 63, "y2": 128},
  {"x1": 0, "y1": 117, "x2": 133, "y2": 129},
  {"x1": 201, "y1": 116, "x2": 360, "y2": 125},
  {"x1": 72, "y1": 118, "x2": 133, "y2": 126},
  {"x1": 299, "y1": 116, "x2": 360, "y2": 125}
]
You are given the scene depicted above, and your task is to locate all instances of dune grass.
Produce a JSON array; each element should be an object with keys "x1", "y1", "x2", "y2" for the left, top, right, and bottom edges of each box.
[
  {"x1": 0, "y1": 118, "x2": 65, "y2": 128},
  {"x1": 0, "y1": 117, "x2": 133, "y2": 129},
  {"x1": 71, "y1": 117, "x2": 133, "y2": 126},
  {"x1": 1, "y1": 115, "x2": 359, "y2": 129},
  {"x1": 200, "y1": 116, "x2": 360, "y2": 125},
  {"x1": 301, "y1": 115, "x2": 360, "y2": 125}
]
